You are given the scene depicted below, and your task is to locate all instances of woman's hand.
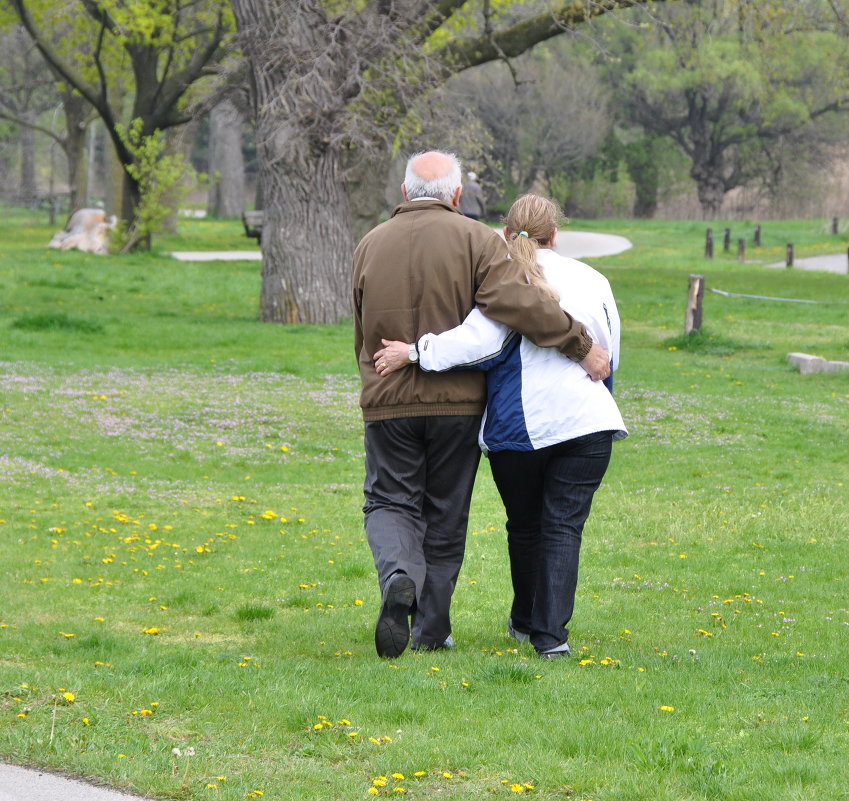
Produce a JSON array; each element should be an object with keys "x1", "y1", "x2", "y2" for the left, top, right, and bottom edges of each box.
[{"x1": 373, "y1": 338, "x2": 413, "y2": 376}]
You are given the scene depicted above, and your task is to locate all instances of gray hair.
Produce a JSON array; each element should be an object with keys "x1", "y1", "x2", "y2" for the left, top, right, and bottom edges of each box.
[{"x1": 404, "y1": 151, "x2": 462, "y2": 202}]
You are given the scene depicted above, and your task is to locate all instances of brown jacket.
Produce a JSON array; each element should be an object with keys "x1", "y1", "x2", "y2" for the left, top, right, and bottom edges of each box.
[{"x1": 352, "y1": 199, "x2": 592, "y2": 421}]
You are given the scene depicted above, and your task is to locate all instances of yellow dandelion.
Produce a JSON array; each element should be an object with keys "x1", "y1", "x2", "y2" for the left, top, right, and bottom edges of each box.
[
  {"x1": 62, "y1": 692, "x2": 76, "y2": 703},
  {"x1": 659, "y1": 705, "x2": 675, "y2": 712},
  {"x1": 392, "y1": 773, "x2": 405, "y2": 780}
]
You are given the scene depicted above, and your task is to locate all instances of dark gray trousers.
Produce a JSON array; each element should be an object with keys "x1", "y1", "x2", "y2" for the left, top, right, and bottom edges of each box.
[{"x1": 363, "y1": 415, "x2": 482, "y2": 648}]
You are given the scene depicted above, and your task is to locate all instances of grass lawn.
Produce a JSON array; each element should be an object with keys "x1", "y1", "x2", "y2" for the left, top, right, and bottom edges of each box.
[{"x1": 1, "y1": 207, "x2": 848, "y2": 801}]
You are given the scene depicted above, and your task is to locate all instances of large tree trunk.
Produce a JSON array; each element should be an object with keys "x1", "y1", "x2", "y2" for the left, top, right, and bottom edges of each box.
[
  {"x1": 347, "y1": 153, "x2": 393, "y2": 244},
  {"x1": 258, "y1": 142, "x2": 353, "y2": 323},
  {"x1": 207, "y1": 100, "x2": 246, "y2": 218},
  {"x1": 692, "y1": 166, "x2": 726, "y2": 218},
  {"x1": 62, "y1": 91, "x2": 91, "y2": 213}
]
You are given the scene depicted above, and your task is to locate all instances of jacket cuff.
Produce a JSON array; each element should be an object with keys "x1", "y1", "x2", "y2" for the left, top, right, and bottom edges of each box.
[{"x1": 567, "y1": 327, "x2": 593, "y2": 361}]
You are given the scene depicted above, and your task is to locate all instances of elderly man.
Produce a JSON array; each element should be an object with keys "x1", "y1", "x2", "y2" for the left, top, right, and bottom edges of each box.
[{"x1": 352, "y1": 150, "x2": 609, "y2": 658}]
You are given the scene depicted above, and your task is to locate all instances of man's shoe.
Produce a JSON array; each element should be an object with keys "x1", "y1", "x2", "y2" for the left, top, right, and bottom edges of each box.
[
  {"x1": 507, "y1": 618, "x2": 530, "y2": 643},
  {"x1": 375, "y1": 574, "x2": 416, "y2": 658},
  {"x1": 411, "y1": 635, "x2": 455, "y2": 651},
  {"x1": 539, "y1": 641, "x2": 571, "y2": 660}
]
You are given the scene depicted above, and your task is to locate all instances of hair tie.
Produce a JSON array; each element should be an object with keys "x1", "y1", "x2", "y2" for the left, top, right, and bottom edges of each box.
[{"x1": 518, "y1": 231, "x2": 529, "y2": 238}]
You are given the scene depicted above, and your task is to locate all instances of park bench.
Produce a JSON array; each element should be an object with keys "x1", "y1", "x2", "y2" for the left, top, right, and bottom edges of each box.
[{"x1": 242, "y1": 210, "x2": 264, "y2": 241}]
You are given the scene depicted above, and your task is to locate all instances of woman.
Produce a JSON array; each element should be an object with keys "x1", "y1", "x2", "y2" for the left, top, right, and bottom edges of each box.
[{"x1": 373, "y1": 194, "x2": 627, "y2": 659}]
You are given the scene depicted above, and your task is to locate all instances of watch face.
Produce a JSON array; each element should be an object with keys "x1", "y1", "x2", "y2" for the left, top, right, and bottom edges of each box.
[{"x1": 409, "y1": 345, "x2": 418, "y2": 362}]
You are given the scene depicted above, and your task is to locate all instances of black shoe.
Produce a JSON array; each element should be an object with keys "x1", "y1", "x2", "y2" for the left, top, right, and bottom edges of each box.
[{"x1": 375, "y1": 574, "x2": 416, "y2": 658}]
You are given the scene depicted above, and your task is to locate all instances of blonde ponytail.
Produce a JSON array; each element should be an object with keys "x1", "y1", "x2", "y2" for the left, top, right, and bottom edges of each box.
[{"x1": 503, "y1": 194, "x2": 565, "y2": 302}]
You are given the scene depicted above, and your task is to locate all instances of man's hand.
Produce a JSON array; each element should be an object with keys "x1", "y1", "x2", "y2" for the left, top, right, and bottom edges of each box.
[
  {"x1": 579, "y1": 343, "x2": 611, "y2": 381},
  {"x1": 373, "y1": 339, "x2": 412, "y2": 376}
]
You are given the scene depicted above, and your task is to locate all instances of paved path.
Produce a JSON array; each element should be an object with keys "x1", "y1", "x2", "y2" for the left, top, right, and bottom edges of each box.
[
  {"x1": 766, "y1": 253, "x2": 849, "y2": 274},
  {"x1": 552, "y1": 230, "x2": 632, "y2": 259},
  {"x1": 169, "y1": 249, "x2": 260, "y2": 261},
  {"x1": 168, "y1": 230, "x2": 634, "y2": 263},
  {"x1": 0, "y1": 763, "x2": 146, "y2": 801}
]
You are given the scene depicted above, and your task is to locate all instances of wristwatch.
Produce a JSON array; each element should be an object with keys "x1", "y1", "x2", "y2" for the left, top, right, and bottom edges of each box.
[{"x1": 408, "y1": 343, "x2": 419, "y2": 363}]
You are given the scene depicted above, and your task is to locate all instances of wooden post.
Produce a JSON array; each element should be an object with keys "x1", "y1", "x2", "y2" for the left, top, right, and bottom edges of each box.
[
  {"x1": 685, "y1": 274, "x2": 705, "y2": 334},
  {"x1": 786, "y1": 243, "x2": 794, "y2": 267},
  {"x1": 737, "y1": 238, "x2": 746, "y2": 262},
  {"x1": 832, "y1": 216, "x2": 839, "y2": 234},
  {"x1": 754, "y1": 225, "x2": 761, "y2": 246},
  {"x1": 723, "y1": 228, "x2": 731, "y2": 251},
  {"x1": 705, "y1": 228, "x2": 713, "y2": 258}
]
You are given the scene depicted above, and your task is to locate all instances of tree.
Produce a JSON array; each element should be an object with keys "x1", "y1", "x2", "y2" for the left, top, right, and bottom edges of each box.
[
  {"x1": 603, "y1": 0, "x2": 849, "y2": 217},
  {"x1": 6, "y1": 0, "x2": 233, "y2": 234},
  {"x1": 230, "y1": 0, "x2": 664, "y2": 325},
  {"x1": 207, "y1": 99, "x2": 246, "y2": 218},
  {"x1": 0, "y1": 25, "x2": 58, "y2": 204},
  {"x1": 444, "y1": 40, "x2": 612, "y2": 206}
]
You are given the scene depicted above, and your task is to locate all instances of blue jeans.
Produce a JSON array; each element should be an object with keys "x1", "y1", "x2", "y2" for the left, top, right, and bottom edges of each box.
[{"x1": 488, "y1": 431, "x2": 613, "y2": 652}]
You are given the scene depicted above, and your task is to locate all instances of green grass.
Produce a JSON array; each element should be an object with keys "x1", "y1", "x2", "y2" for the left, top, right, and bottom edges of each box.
[{"x1": 1, "y1": 208, "x2": 848, "y2": 801}]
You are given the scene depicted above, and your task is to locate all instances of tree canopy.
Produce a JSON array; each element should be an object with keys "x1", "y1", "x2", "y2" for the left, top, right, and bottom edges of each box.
[
  {"x1": 601, "y1": 0, "x2": 849, "y2": 216},
  {"x1": 5, "y1": 0, "x2": 233, "y2": 225},
  {"x1": 230, "y1": 0, "x2": 663, "y2": 324}
]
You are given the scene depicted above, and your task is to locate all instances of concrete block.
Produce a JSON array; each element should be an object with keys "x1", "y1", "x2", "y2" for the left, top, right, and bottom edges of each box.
[
  {"x1": 787, "y1": 352, "x2": 827, "y2": 374},
  {"x1": 823, "y1": 360, "x2": 849, "y2": 373}
]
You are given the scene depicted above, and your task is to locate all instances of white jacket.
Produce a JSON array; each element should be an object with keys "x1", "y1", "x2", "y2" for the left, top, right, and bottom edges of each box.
[{"x1": 418, "y1": 249, "x2": 628, "y2": 453}]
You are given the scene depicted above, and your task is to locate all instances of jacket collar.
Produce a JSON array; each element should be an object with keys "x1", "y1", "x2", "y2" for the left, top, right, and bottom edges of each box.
[{"x1": 391, "y1": 199, "x2": 462, "y2": 218}]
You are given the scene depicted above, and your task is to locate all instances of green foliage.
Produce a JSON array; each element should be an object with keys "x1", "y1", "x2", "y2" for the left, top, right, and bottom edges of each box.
[
  {"x1": 11, "y1": 312, "x2": 104, "y2": 334},
  {"x1": 661, "y1": 328, "x2": 749, "y2": 356},
  {"x1": 1, "y1": 214, "x2": 848, "y2": 800},
  {"x1": 623, "y1": 136, "x2": 661, "y2": 218},
  {"x1": 594, "y1": 0, "x2": 849, "y2": 214},
  {"x1": 115, "y1": 119, "x2": 199, "y2": 252},
  {"x1": 234, "y1": 605, "x2": 275, "y2": 622}
]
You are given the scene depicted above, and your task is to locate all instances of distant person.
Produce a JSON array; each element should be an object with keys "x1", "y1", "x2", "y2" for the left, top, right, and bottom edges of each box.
[
  {"x1": 459, "y1": 171, "x2": 486, "y2": 220},
  {"x1": 352, "y1": 153, "x2": 610, "y2": 659},
  {"x1": 373, "y1": 194, "x2": 626, "y2": 659}
]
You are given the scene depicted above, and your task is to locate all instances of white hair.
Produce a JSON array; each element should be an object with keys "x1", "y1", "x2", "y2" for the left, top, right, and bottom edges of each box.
[{"x1": 404, "y1": 151, "x2": 462, "y2": 202}]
